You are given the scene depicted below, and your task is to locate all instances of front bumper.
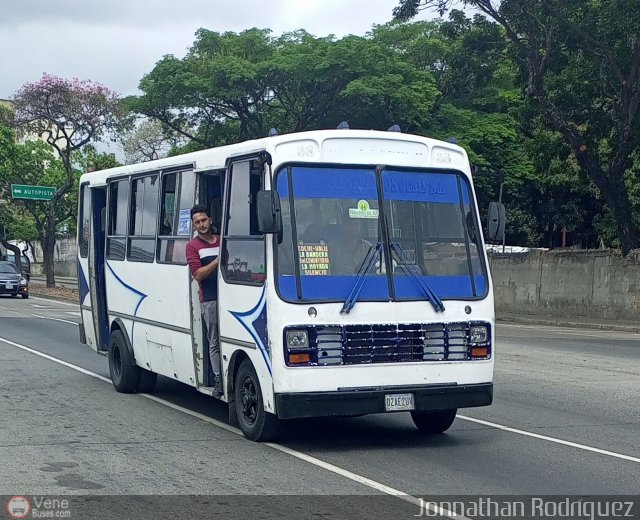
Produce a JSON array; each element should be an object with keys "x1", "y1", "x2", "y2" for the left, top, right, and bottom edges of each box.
[
  {"x1": 0, "y1": 284, "x2": 26, "y2": 296},
  {"x1": 275, "y1": 382, "x2": 493, "y2": 419}
]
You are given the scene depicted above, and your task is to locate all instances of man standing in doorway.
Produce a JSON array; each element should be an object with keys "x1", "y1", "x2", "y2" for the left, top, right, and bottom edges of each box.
[{"x1": 186, "y1": 205, "x2": 222, "y2": 396}]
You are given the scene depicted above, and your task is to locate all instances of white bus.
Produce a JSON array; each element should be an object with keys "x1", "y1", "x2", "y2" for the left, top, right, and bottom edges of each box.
[{"x1": 77, "y1": 129, "x2": 497, "y2": 441}]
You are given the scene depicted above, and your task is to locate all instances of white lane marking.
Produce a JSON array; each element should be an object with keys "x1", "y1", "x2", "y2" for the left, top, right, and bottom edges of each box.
[
  {"x1": 0, "y1": 305, "x2": 22, "y2": 314},
  {"x1": 29, "y1": 304, "x2": 50, "y2": 309},
  {"x1": 0, "y1": 336, "x2": 111, "y2": 384},
  {"x1": 2, "y1": 335, "x2": 639, "y2": 507},
  {"x1": 65, "y1": 311, "x2": 81, "y2": 317},
  {"x1": 31, "y1": 296, "x2": 79, "y2": 308},
  {"x1": 0, "y1": 334, "x2": 463, "y2": 519},
  {"x1": 458, "y1": 415, "x2": 640, "y2": 464},
  {"x1": 144, "y1": 395, "x2": 461, "y2": 517},
  {"x1": 499, "y1": 323, "x2": 640, "y2": 336},
  {"x1": 28, "y1": 313, "x2": 78, "y2": 325},
  {"x1": 0, "y1": 305, "x2": 77, "y2": 325},
  {"x1": 554, "y1": 332, "x2": 604, "y2": 338}
]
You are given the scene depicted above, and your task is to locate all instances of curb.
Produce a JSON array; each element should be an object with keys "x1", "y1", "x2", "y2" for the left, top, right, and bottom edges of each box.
[
  {"x1": 29, "y1": 290, "x2": 79, "y2": 305},
  {"x1": 497, "y1": 316, "x2": 640, "y2": 333},
  {"x1": 19, "y1": 290, "x2": 640, "y2": 333}
]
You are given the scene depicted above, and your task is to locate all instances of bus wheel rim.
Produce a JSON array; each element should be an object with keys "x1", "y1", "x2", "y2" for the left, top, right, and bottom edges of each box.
[
  {"x1": 240, "y1": 377, "x2": 258, "y2": 424},
  {"x1": 113, "y1": 347, "x2": 122, "y2": 379}
]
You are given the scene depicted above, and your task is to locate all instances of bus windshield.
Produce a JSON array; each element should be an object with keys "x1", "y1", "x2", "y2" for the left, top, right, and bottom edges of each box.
[{"x1": 276, "y1": 165, "x2": 487, "y2": 303}]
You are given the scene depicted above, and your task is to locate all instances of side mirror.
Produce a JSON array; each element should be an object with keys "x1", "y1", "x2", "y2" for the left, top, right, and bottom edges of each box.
[
  {"x1": 256, "y1": 190, "x2": 282, "y2": 234},
  {"x1": 487, "y1": 202, "x2": 506, "y2": 242}
]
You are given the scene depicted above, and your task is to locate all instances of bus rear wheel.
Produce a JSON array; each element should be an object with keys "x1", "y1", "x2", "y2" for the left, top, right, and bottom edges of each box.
[
  {"x1": 108, "y1": 330, "x2": 139, "y2": 393},
  {"x1": 411, "y1": 409, "x2": 457, "y2": 434},
  {"x1": 234, "y1": 359, "x2": 279, "y2": 442}
]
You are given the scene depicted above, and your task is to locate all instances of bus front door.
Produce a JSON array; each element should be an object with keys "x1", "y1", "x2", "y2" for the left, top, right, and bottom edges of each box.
[{"x1": 88, "y1": 186, "x2": 109, "y2": 351}]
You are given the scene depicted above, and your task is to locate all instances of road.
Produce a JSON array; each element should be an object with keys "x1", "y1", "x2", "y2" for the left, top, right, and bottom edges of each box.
[{"x1": 0, "y1": 296, "x2": 638, "y2": 518}]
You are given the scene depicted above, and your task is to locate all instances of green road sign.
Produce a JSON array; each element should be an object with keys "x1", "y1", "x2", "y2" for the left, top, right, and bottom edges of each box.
[{"x1": 11, "y1": 184, "x2": 56, "y2": 201}]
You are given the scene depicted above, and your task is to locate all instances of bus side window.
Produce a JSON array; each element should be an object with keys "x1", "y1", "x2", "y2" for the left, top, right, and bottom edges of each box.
[
  {"x1": 127, "y1": 174, "x2": 159, "y2": 263},
  {"x1": 79, "y1": 183, "x2": 90, "y2": 258},
  {"x1": 157, "y1": 171, "x2": 194, "y2": 265},
  {"x1": 106, "y1": 179, "x2": 128, "y2": 261},
  {"x1": 222, "y1": 159, "x2": 265, "y2": 285}
]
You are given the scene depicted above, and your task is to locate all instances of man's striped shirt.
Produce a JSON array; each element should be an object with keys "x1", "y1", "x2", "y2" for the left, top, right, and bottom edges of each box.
[{"x1": 186, "y1": 235, "x2": 220, "y2": 302}]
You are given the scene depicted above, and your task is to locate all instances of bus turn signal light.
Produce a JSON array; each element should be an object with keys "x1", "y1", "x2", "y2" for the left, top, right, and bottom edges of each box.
[
  {"x1": 288, "y1": 353, "x2": 311, "y2": 364},
  {"x1": 471, "y1": 347, "x2": 489, "y2": 359}
]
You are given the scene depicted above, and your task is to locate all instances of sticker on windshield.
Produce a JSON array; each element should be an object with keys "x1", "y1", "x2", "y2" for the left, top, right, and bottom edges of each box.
[
  {"x1": 298, "y1": 243, "x2": 330, "y2": 275},
  {"x1": 349, "y1": 200, "x2": 379, "y2": 219}
]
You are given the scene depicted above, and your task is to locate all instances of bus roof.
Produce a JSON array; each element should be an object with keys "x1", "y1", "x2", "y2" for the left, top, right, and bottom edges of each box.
[{"x1": 79, "y1": 129, "x2": 470, "y2": 185}]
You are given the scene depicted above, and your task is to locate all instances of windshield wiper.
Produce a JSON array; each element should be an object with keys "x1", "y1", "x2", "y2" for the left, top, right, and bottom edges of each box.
[
  {"x1": 340, "y1": 242, "x2": 383, "y2": 314},
  {"x1": 390, "y1": 242, "x2": 445, "y2": 313}
]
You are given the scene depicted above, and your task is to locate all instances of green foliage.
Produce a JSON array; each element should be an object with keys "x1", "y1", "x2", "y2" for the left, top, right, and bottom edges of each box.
[
  {"x1": 75, "y1": 145, "x2": 121, "y2": 172},
  {"x1": 0, "y1": 125, "x2": 67, "y2": 239},
  {"x1": 131, "y1": 28, "x2": 275, "y2": 146},
  {"x1": 392, "y1": 0, "x2": 640, "y2": 254},
  {"x1": 122, "y1": 5, "x2": 640, "y2": 251}
]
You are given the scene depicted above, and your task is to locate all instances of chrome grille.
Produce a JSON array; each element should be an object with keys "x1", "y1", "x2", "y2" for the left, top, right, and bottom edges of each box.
[{"x1": 307, "y1": 322, "x2": 488, "y2": 366}]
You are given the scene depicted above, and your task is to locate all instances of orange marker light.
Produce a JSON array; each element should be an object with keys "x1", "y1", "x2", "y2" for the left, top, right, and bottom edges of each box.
[
  {"x1": 471, "y1": 347, "x2": 489, "y2": 359},
  {"x1": 289, "y1": 353, "x2": 311, "y2": 364}
]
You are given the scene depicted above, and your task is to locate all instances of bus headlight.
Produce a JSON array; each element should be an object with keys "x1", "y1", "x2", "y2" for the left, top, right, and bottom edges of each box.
[
  {"x1": 469, "y1": 325, "x2": 489, "y2": 344},
  {"x1": 286, "y1": 330, "x2": 309, "y2": 349}
]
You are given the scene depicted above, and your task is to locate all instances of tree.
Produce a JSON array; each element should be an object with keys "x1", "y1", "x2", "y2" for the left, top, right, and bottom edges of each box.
[
  {"x1": 120, "y1": 119, "x2": 185, "y2": 164},
  {"x1": 11, "y1": 74, "x2": 122, "y2": 285},
  {"x1": 393, "y1": 0, "x2": 640, "y2": 254},
  {"x1": 371, "y1": 16, "x2": 536, "y2": 242},
  {"x1": 128, "y1": 29, "x2": 441, "y2": 147},
  {"x1": 0, "y1": 125, "x2": 72, "y2": 272},
  {"x1": 128, "y1": 28, "x2": 276, "y2": 149}
]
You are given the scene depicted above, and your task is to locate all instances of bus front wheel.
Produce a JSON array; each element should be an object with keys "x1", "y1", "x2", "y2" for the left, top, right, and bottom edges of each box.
[
  {"x1": 108, "y1": 330, "x2": 139, "y2": 393},
  {"x1": 410, "y1": 409, "x2": 457, "y2": 434},
  {"x1": 234, "y1": 359, "x2": 279, "y2": 442}
]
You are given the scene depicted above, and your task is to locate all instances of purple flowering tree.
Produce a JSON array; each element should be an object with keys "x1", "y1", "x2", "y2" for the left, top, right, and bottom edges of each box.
[{"x1": 12, "y1": 74, "x2": 122, "y2": 286}]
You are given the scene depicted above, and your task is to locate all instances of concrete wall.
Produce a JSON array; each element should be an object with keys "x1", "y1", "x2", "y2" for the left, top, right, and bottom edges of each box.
[
  {"x1": 31, "y1": 261, "x2": 77, "y2": 278},
  {"x1": 489, "y1": 249, "x2": 640, "y2": 321},
  {"x1": 22, "y1": 248, "x2": 640, "y2": 321}
]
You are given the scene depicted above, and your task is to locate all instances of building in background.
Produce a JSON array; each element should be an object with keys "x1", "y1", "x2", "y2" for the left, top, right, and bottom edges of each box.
[{"x1": 0, "y1": 98, "x2": 69, "y2": 157}]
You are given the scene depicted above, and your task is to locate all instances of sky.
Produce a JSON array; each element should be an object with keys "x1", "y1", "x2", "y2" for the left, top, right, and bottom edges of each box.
[{"x1": 0, "y1": 0, "x2": 440, "y2": 100}]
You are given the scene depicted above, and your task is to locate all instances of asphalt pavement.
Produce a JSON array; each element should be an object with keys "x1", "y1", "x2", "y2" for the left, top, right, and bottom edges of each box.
[{"x1": 0, "y1": 295, "x2": 638, "y2": 518}]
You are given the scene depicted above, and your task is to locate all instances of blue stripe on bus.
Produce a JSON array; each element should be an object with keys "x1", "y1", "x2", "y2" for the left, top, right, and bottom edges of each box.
[
  {"x1": 278, "y1": 274, "x2": 485, "y2": 300},
  {"x1": 105, "y1": 262, "x2": 148, "y2": 340},
  {"x1": 276, "y1": 167, "x2": 471, "y2": 204},
  {"x1": 277, "y1": 167, "x2": 377, "y2": 199},
  {"x1": 229, "y1": 286, "x2": 271, "y2": 374},
  {"x1": 106, "y1": 262, "x2": 148, "y2": 315},
  {"x1": 382, "y1": 171, "x2": 470, "y2": 204},
  {"x1": 77, "y1": 260, "x2": 90, "y2": 303}
]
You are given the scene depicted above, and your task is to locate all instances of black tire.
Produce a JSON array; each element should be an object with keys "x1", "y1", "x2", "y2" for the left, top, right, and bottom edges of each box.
[
  {"x1": 137, "y1": 368, "x2": 157, "y2": 393},
  {"x1": 108, "y1": 330, "x2": 139, "y2": 393},
  {"x1": 21, "y1": 294, "x2": 29, "y2": 299},
  {"x1": 234, "y1": 359, "x2": 279, "y2": 441},
  {"x1": 411, "y1": 409, "x2": 457, "y2": 434}
]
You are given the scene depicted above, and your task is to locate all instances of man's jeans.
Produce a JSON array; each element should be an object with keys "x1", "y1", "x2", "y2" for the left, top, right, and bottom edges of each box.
[{"x1": 202, "y1": 300, "x2": 220, "y2": 384}]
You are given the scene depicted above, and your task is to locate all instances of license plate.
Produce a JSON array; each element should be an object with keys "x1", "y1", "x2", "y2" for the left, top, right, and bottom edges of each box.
[
  {"x1": 5, "y1": 284, "x2": 13, "y2": 290},
  {"x1": 385, "y1": 393, "x2": 415, "y2": 411}
]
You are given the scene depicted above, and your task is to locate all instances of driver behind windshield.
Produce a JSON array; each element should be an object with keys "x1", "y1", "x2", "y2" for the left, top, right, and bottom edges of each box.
[{"x1": 328, "y1": 211, "x2": 373, "y2": 275}]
